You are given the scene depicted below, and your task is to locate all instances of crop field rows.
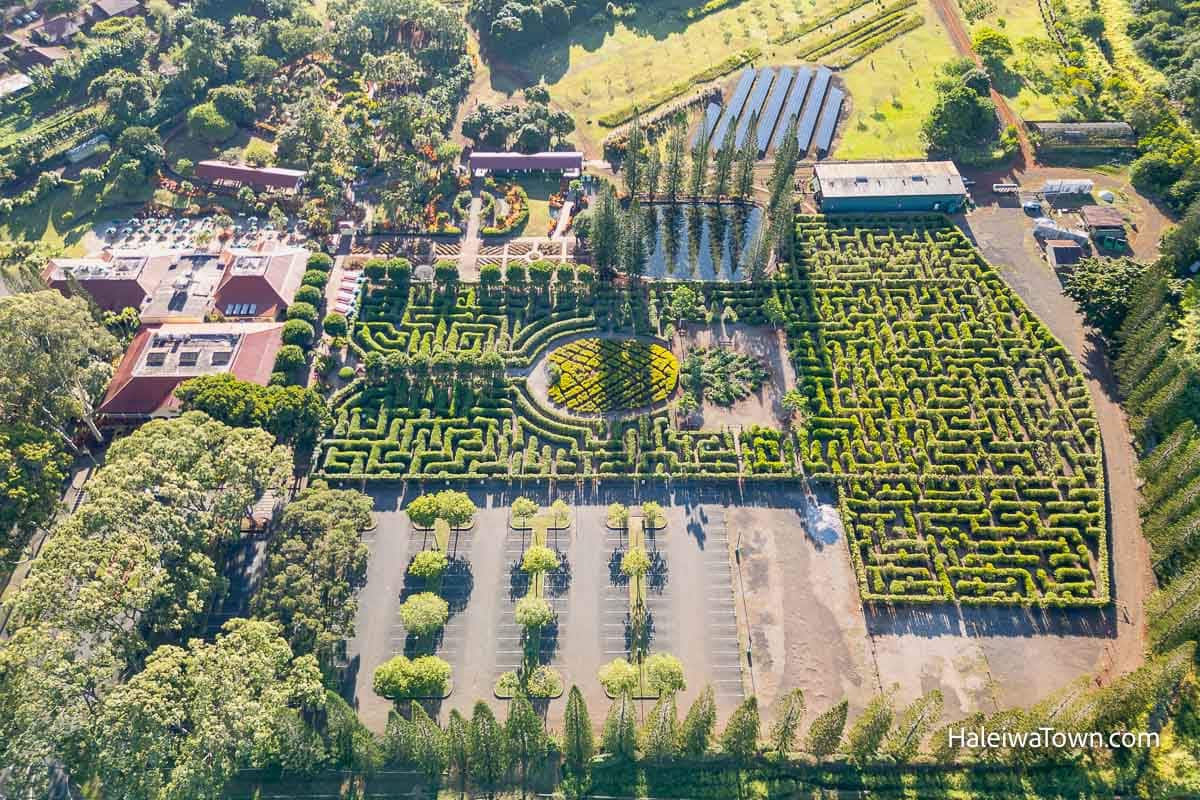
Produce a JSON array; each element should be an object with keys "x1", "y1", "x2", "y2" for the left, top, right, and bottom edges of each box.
[
  {"x1": 319, "y1": 215, "x2": 1108, "y2": 607},
  {"x1": 789, "y1": 216, "x2": 1107, "y2": 607}
]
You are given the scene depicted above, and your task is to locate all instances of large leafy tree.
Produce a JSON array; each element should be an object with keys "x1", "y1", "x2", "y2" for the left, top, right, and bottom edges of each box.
[
  {"x1": 92, "y1": 618, "x2": 325, "y2": 800},
  {"x1": 846, "y1": 690, "x2": 894, "y2": 762},
  {"x1": 768, "y1": 688, "x2": 806, "y2": 757},
  {"x1": 176, "y1": 373, "x2": 331, "y2": 455},
  {"x1": 602, "y1": 691, "x2": 638, "y2": 761},
  {"x1": 0, "y1": 423, "x2": 70, "y2": 566},
  {"x1": 6, "y1": 412, "x2": 291, "y2": 657},
  {"x1": 0, "y1": 290, "x2": 121, "y2": 446},
  {"x1": 505, "y1": 694, "x2": 550, "y2": 797},
  {"x1": 680, "y1": 684, "x2": 717, "y2": 756},
  {"x1": 1063, "y1": 257, "x2": 1148, "y2": 337},
  {"x1": 921, "y1": 60, "x2": 999, "y2": 157},
  {"x1": 468, "y1": 700, "x2": 508, "y2": 797},
  {"x1": 562, "y1": 685, "x2": 594, "y2": 776},
  {"x1": 253, "y1": 485, "x2": 372, "y2": 667}
]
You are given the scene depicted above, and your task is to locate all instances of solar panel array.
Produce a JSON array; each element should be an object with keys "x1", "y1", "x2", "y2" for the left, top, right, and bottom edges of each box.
[
  {"x1": 692, "y1": 102, "x2": 723, "y2": 148},
  {"x1": 796, "y1": 66, "x2": 832, "y2": 151},
  {"x1": 695, "y1": 63, "x2": 845, "y2": 159},
  {"x1": 756, "y1": 66, "x2": 795, "y2": 155},
  {"x1": 812, "y1": 86, "x2": 844, "y2": 155},
  {"x1": 733, "y1": 69, "x2": 775, "y2": 149},
  {"x1": 709, "y1": 68, "x2": 756, "y2": 149},
  {"x1": 770, "y1": 66, "x2": 812, "y2": 152}
]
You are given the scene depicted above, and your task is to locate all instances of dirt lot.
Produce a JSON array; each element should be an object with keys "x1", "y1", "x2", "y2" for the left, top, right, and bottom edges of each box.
[
  {"x1": 734, "y1": 484, "x2": 1143, "y2": 731},
  {"x1": 676, "y1": 321, "x2": 798, "y2": 431},
  {"x1": 962, "y1": 164, "x2": 1174, "y2": 264}
]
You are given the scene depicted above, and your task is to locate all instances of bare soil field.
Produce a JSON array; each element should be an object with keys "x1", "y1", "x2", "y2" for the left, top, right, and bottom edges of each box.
[{"x1": 676, "y1": 321, "x2": 798, "y2": 431}]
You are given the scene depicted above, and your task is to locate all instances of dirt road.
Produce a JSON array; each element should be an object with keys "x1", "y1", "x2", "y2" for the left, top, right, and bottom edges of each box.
[
  {"x1": 963, "y1": 207, "x2": 1154, "y2": 684},
  {"x1": 928, "y1": 0, "x2": 1036, "y2": 168}
]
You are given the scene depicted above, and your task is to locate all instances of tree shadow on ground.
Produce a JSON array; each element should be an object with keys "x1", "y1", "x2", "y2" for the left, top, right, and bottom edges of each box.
[
  {"x1": 609, "y1": 548, "x2": 629, "y2": 586},
  {"x1": 547, "y1": 554, "x2": 573, "y2": 597},
  {"x1": 647, "y1": 551, "x2": 668, "y2": 594},
  {"x1": 442, "y1": 556, "x2": 474, "y2": 613},
  {"x1": 509, "y1": 558, "x2": 531, "y2": 601}
]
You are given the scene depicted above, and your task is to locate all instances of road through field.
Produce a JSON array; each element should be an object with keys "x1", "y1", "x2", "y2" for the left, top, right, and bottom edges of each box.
[{"x1": 928, "y1": 0, "x2": 1037, "y2": 168}]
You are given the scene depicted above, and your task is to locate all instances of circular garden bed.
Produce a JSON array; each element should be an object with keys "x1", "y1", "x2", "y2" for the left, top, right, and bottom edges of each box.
[{"x1": 547, "y1": 338, "x2": 679, "y2": 413}]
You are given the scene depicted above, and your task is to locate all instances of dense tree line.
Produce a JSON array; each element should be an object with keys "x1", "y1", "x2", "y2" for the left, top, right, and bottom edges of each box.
[
  {"x1": 1128, "y1": 0, "x2": 1200, "y2": 120},
  {"x1": 463, "y1": 86, "x2": 575, "y2": 153},
  {"x1": 0, "y1": 411, "x2": 381, "y2": 798}
]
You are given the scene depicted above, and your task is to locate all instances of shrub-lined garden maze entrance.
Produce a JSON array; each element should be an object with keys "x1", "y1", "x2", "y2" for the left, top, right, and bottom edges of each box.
[{"x1": 323, "y1": 214, "x2": 1108, "y2": 608}]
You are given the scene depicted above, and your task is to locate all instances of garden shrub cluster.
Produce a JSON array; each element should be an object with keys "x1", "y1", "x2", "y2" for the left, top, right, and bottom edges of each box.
[
  {"x1": 547, "y1": 338, "x2": 679, "y2": 413},
  {"x1": 682, "y1": 347, "x2": 768, "y2": 407}
]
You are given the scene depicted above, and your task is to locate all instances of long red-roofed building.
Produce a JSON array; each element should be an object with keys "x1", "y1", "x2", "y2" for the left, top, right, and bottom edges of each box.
[{"x1": 194, "y1": 160, "x2": 306, "y2": 193}]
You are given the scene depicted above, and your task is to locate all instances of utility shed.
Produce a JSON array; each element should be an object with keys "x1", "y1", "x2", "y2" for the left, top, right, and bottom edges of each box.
[{"x1": 814, "y1": 161, "x2": 967, "y2": 213}]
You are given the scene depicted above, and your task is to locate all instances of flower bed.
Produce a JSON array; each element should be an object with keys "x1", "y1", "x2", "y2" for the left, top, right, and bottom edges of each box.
[
  {"x1": 481, "y1": 183, "x2": 529, "y2": 237},
  {"x1": 547, "y1": 338, "x2": 680, "y2": 413}
]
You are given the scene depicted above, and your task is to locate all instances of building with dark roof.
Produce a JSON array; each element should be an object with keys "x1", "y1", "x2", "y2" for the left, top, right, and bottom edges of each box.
[
  {"x1": 469, "y1": 151, "x2": 582, "y2": 176},
  {"x1": 194, "y1": 161, "x2": 306, "y2": 193},
  {"x1": 814, "y1": 161, "x2": 967, "y2": 213},
  {"x1": 214, "y1": 246, "x2": 308, "y2": 320},
  {"x1": 1044, "y1": 239, "x2": 1083, "y2": 270},
  {"x1": 1029, "y1": 121, "x2": 1135, "y2": 150},
  {"x1": 30, "y1": 15, "x2": 81, "y2": 45},
  {"x1": 89, "y1": 0, "x2": 141, "y2": 20},
  {"x1": 42, "y1": 252, "x2": 175, "y2": 311},
  {"x1": 99, "y1": 323, "x2": 284, "y2": 420},
  {"x1": 8, "y1": 44, "x2": 69, "y2": 69},
  {"x1": 1079, "y1": 204, "x2": 1127, "y2": 246}
]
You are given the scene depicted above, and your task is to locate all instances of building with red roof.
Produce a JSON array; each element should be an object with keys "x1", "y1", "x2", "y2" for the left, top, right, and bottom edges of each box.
[
  {"x1": 98, "y1": 322, "x2": 284, "y2": 421},
  {"x1": 194, "y1": 160, "x2": 306, "y2": 193},
  {"x1": 214, "y1": 246, "x2": 308, "y2": 320},
  {"x1": 42, "y1": 252, "x2": 175, "y2": 312}
]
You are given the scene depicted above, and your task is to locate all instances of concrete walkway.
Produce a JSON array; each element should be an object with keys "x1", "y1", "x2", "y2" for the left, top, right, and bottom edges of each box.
[
  {"x1": 552, "y1": 200, "x2": 573, "y2": 239},
  {"x1": 459, "y1": 195, "x2": 483, "y2": 279}
]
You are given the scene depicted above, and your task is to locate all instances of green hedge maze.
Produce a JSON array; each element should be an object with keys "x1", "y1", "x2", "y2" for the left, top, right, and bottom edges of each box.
[
  {"x1": 317, "y1": 214, "x2": 1109, "y2": 608},
  {"x1": 789, "y1": 216, "x2": 1107, "y2": 607}
]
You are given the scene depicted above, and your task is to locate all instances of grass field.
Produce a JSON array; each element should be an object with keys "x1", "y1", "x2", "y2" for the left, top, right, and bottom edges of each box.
[
  {"x1": 483, "y1": 0, "x2": 945, "y2": 158},
  {"x1": 835, "y1": 0, "x2": 949, "y2": 159},
  {"x1": 516, "y1": 175, "x2": 560, "y2": 236},
  {"x1": 0, "y1": 184, "x2": 149, "y2": 256},
  {"x1": 961, "y1": 0, "x2": 1167, "y2": 122}
]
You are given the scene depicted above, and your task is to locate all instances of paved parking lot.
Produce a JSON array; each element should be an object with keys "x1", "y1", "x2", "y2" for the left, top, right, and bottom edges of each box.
[
  {"x1": 347, "y1": 487, "x2": 748, "y2": 731},
  {"x1": 495, "y1": 527, "x2": 570, "y2": 681}
]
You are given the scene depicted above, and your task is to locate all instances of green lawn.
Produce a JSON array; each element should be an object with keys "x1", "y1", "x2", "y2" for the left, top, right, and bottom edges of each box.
[
  {"x1": 482, "y1": 0, "x2": 950, "y2": 159},
  {"x1": 0, "y1": 184, "x2": 148, "y2": 256},
  {"x1": 516, "y1": 175, "x2": 561, "y2": 237},
  {"x1": 836, "y1": 0, "x2": 951, "y2": 159}
]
